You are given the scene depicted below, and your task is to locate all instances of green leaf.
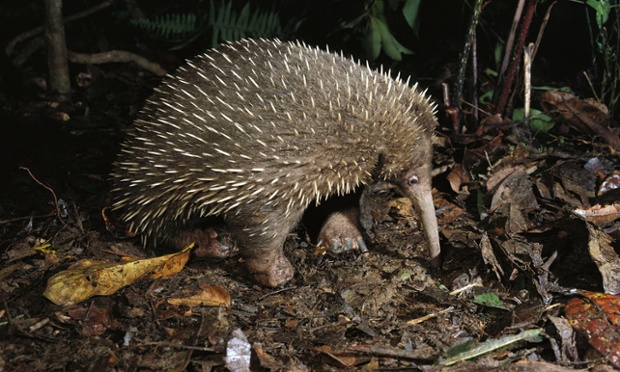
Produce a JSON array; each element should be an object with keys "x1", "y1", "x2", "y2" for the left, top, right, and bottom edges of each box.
[
  {"x1": 366, "y1": 16, "x2": 382, "y2": 60},
  {"x1": 586, "y1": 0, "x2": 610, "y2": 28},
  {"x1": 374, "y1": 17, "x2": 412, "y2": 61},
  {"x1": 439, "y1": 329, "x2": 543, "y2": 366},
  {"x1": 372, "y1": 0, "x2": 385, "y2": 16},
  {"x1": 532, "y1": 85, "x2": 571, "y2": 92},
  {"x1": 529, "y1": 111, "x2": 554, "y2": 133},
  {"x1": 494, "y1": 43, "x2": 503, "y2": 67},
  {"x1": 512, "y1": 107, "x2": 526, "y2": 122},
  {"x1": 393, "y1": 268, "x2": 414, "y2": 282},
  {"x1": 478, "y1": 90, "x2": 494, "y2": 104},
  {"x1": 512, "y1": 108, "x2": 554, "y2": 133},
  {"x1": 474, "y1": 292, "x2": 506, "y2": 309},
  {"x1": 402, "y1": 0, "x2": 421, "y2": 31}
]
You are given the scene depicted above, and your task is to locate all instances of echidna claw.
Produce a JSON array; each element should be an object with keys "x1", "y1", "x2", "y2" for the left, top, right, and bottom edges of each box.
[
  {"x1": 331, "y1": 240, "x2": 341, "y2": 253},
  {"x1": 321, "y1": 237, "x2": 367, "y2": 254},
  {"x1": 357, "y1": 237, "x2": 368, "y2": 252}
]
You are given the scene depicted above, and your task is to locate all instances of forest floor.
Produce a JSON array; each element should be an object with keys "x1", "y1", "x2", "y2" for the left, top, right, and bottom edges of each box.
[{"x1": 1, "y1": 50, "x2": 620, "y2": 371}]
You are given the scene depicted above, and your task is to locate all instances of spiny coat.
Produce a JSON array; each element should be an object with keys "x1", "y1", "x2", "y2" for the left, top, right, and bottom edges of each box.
[{"x1": 110, "y1": 39, "x2": 440, "y2": 287}]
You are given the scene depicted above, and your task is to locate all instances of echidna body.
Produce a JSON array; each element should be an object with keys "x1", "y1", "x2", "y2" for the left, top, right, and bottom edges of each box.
[{"x1": 111, "y1": 39, "x2": 440, "y2": 287}]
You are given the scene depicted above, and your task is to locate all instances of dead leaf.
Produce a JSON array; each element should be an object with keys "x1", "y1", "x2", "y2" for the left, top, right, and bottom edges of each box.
[
  {"x1": 565, "y1": 292, "x2": 620, "y2": 368},
  {"x1": 573, "y1": 204, "x2": 620, "y2": 226},
  {"x1": 226, "y1": 329, "x2": 251, "y2": 372},
  {"x1": 541, "y1": 90, "x2": 620, "y2": 152},
  {"x1": 167, "y1": 284, "x2": 231, "y2": 307},
  {"x1": 486, "y1": 165, "x2": 526, "y2": 191},
  {"x1": 585, "y1": 224, "x2": 620, "y2": 295},
  {"x1": 446, "y1": 164, "x2": 470, "y2": 192},
  {"x1": 600, "y1": 172, "x2": 620, "y2": 195},
  {"x1": 150, "y1": 246, "x2": 191, "y2": 279},
  {"x1": 547, "y1": 315, "x2": 578, "y2": 362},
  {"x1": 44, "y1": 248, "x2": 191, "y2": 306},
  {"x1": 253, "y1": 343, "x2": 284, "y2": 370},
  {"x1": 479, "y1": 232, "x2": 504, "y2": 280},
  {"x1": 489, "y1": 169, "x2": 538, "y2": 234},
  {"x1": 64, "y1": 302, "x2": 118, "y2": 337},
  {"x1": 318, "y1": 345, "x2": 367, "y2": 368}
]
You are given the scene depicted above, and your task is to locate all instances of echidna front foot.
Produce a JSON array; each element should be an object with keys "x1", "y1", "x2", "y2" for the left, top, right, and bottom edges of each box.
[{"x1": 317, "y1": 208, "x2": 368, "y2": 253}]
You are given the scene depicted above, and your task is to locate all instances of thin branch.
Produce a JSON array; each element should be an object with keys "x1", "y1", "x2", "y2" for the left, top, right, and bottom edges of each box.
[
  {"x1": 453, "y1": 0, "x2": 484, "y2": 111},
  {"x1": 494, "y1": 0, "x2": 538, "y2": 116},
  {"x1": 67, "y1": 50, "x2": 167, "y2": 76},
  {"x1": 499, "y1": 0, "x2": 525, "y2": 78},
  {"x1": 19, "y1": 166, "x2": 63, "y2": 223}
]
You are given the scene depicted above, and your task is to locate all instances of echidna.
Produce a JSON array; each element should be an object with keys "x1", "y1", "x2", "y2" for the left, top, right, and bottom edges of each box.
[{"x1": 110, "y1": 39, "x2": 440, "y2": 287}]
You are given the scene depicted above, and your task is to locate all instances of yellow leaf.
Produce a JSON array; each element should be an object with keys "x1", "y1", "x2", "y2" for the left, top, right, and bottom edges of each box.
[{"x1": 44, "y1": 248, "x2": 192, "y2": 306}]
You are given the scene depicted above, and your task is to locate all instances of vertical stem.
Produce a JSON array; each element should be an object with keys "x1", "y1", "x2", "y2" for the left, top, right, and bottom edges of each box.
[
  {"x1": 44, "y1": 0, "x2": 71, "y2": 100},
  {"x1": 471, "y1": 33, "x2": 479, "y2": 124},
  {"x1": 524, "y1": 43, "x2": 533, "y2": 126},
  {"x1": 499, "y1": 0, "x2": 525, "y2": 78},
  {"x1": 493, "y1": 0, "x2": 538, "y2": 116},
  {"x1": 453, "y1": 0, "x2": 484, "y2": 112}
]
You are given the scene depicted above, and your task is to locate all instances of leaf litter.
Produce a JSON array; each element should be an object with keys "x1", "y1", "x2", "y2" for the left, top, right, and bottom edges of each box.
[{"x1": 2, "y1": 88, "x2": 620, "y2": 370}]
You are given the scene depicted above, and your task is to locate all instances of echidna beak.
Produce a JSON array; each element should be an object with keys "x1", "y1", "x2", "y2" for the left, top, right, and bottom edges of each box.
[{"x1": 408, "y1": 185, "x2": 441, "y2": 267}]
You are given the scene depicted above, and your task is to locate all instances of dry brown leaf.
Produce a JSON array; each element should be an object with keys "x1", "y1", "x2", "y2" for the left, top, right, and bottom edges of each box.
[
  {"x1": 435, "y1": 199, "x2": 465, "y2": 225},
  {"x1": 585, "y1": 224, "x2": 620, "y2": 295},
  {"x1": 488, "y1": 169, "x2": 538, "y2": 234},
  {"x1": 446, "y1": 164, "x2": 470, "y2": 192},
  {"x1": 600, "y1": 172, "x2": 620, "y2": 195},
  {"x1": 486, "y1": 165, "x2": 525, "y2": 191},
  {"x1": 167, "y1": 284, "x2": 231, "y2": 307},
  {"x1": 388, "y1": 196, "x2": 414, "y2": 215},
  {"x1": 541, "y1": 90, "x2": 620, "y2": 152},
  {"x1": 64, "y1": 303, "x2": 118, "y2": 337},
  {"x1": 253, "y1": 343, "x2": 285, "y2": 370},
  {"x1": 318, "y1": 345, "x2": 363, "y2": 368},
  {"x1": 480, "y1": 232, "x2": 504, "y2": 280},
  {"x1": 573, "y1": 204, "x2": 620, "y2": 226}
]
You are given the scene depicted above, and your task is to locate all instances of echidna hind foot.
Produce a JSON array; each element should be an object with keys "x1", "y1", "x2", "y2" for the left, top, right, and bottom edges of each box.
[
  {"x1": 317, "y1": 208, "x2": 368, "y2": 253},
  {"x1": 172, "y1": 227, "x2": 237, "y2": 258},
  {"x1": 222, "y1": 208, "x2": 303, "y2": 287}
]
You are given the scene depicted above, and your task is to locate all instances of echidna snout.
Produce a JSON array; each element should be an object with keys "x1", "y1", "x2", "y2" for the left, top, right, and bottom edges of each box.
[{"x1": 110, "y1": 38, "x2": 441, "y2": 287}]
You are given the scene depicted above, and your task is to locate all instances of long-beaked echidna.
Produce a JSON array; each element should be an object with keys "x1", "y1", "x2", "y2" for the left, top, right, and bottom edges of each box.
[{"x1": 110, "y1": 38, "x2": 440, "y2": 287}]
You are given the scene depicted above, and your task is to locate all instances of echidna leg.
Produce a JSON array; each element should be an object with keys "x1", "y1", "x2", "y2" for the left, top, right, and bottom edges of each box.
[
  {"x1": 317, "y1": 207, "x2": 367, "y2": 253},
  {"x1": 224, "y1": 209, "x2": 303, "y2": 287}
]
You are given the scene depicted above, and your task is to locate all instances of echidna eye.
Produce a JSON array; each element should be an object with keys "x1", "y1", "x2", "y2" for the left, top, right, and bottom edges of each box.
[{"x1": 408, "y1": 175, "x2": 419, "y2": 185}]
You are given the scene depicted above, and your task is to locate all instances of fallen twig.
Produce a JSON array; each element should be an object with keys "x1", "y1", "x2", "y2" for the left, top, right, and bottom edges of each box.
[
  {"x1": 19, "y1": 166, "x2": 63, "y2": 223},
  {"x1": 67, "y1": 50, "x2": 167, "y2": 76}
]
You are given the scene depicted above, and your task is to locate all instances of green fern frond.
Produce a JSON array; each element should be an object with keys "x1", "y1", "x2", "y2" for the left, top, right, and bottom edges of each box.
[
  {"x1": 209, "y1": 1, "x2": 283, "y2": 48},
  {"x1": 131, "y1": 13, "x2": 199, "y2": 42},
  {"x1": 130, "y1": 1, "x2": 292, "y2": 51}
]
